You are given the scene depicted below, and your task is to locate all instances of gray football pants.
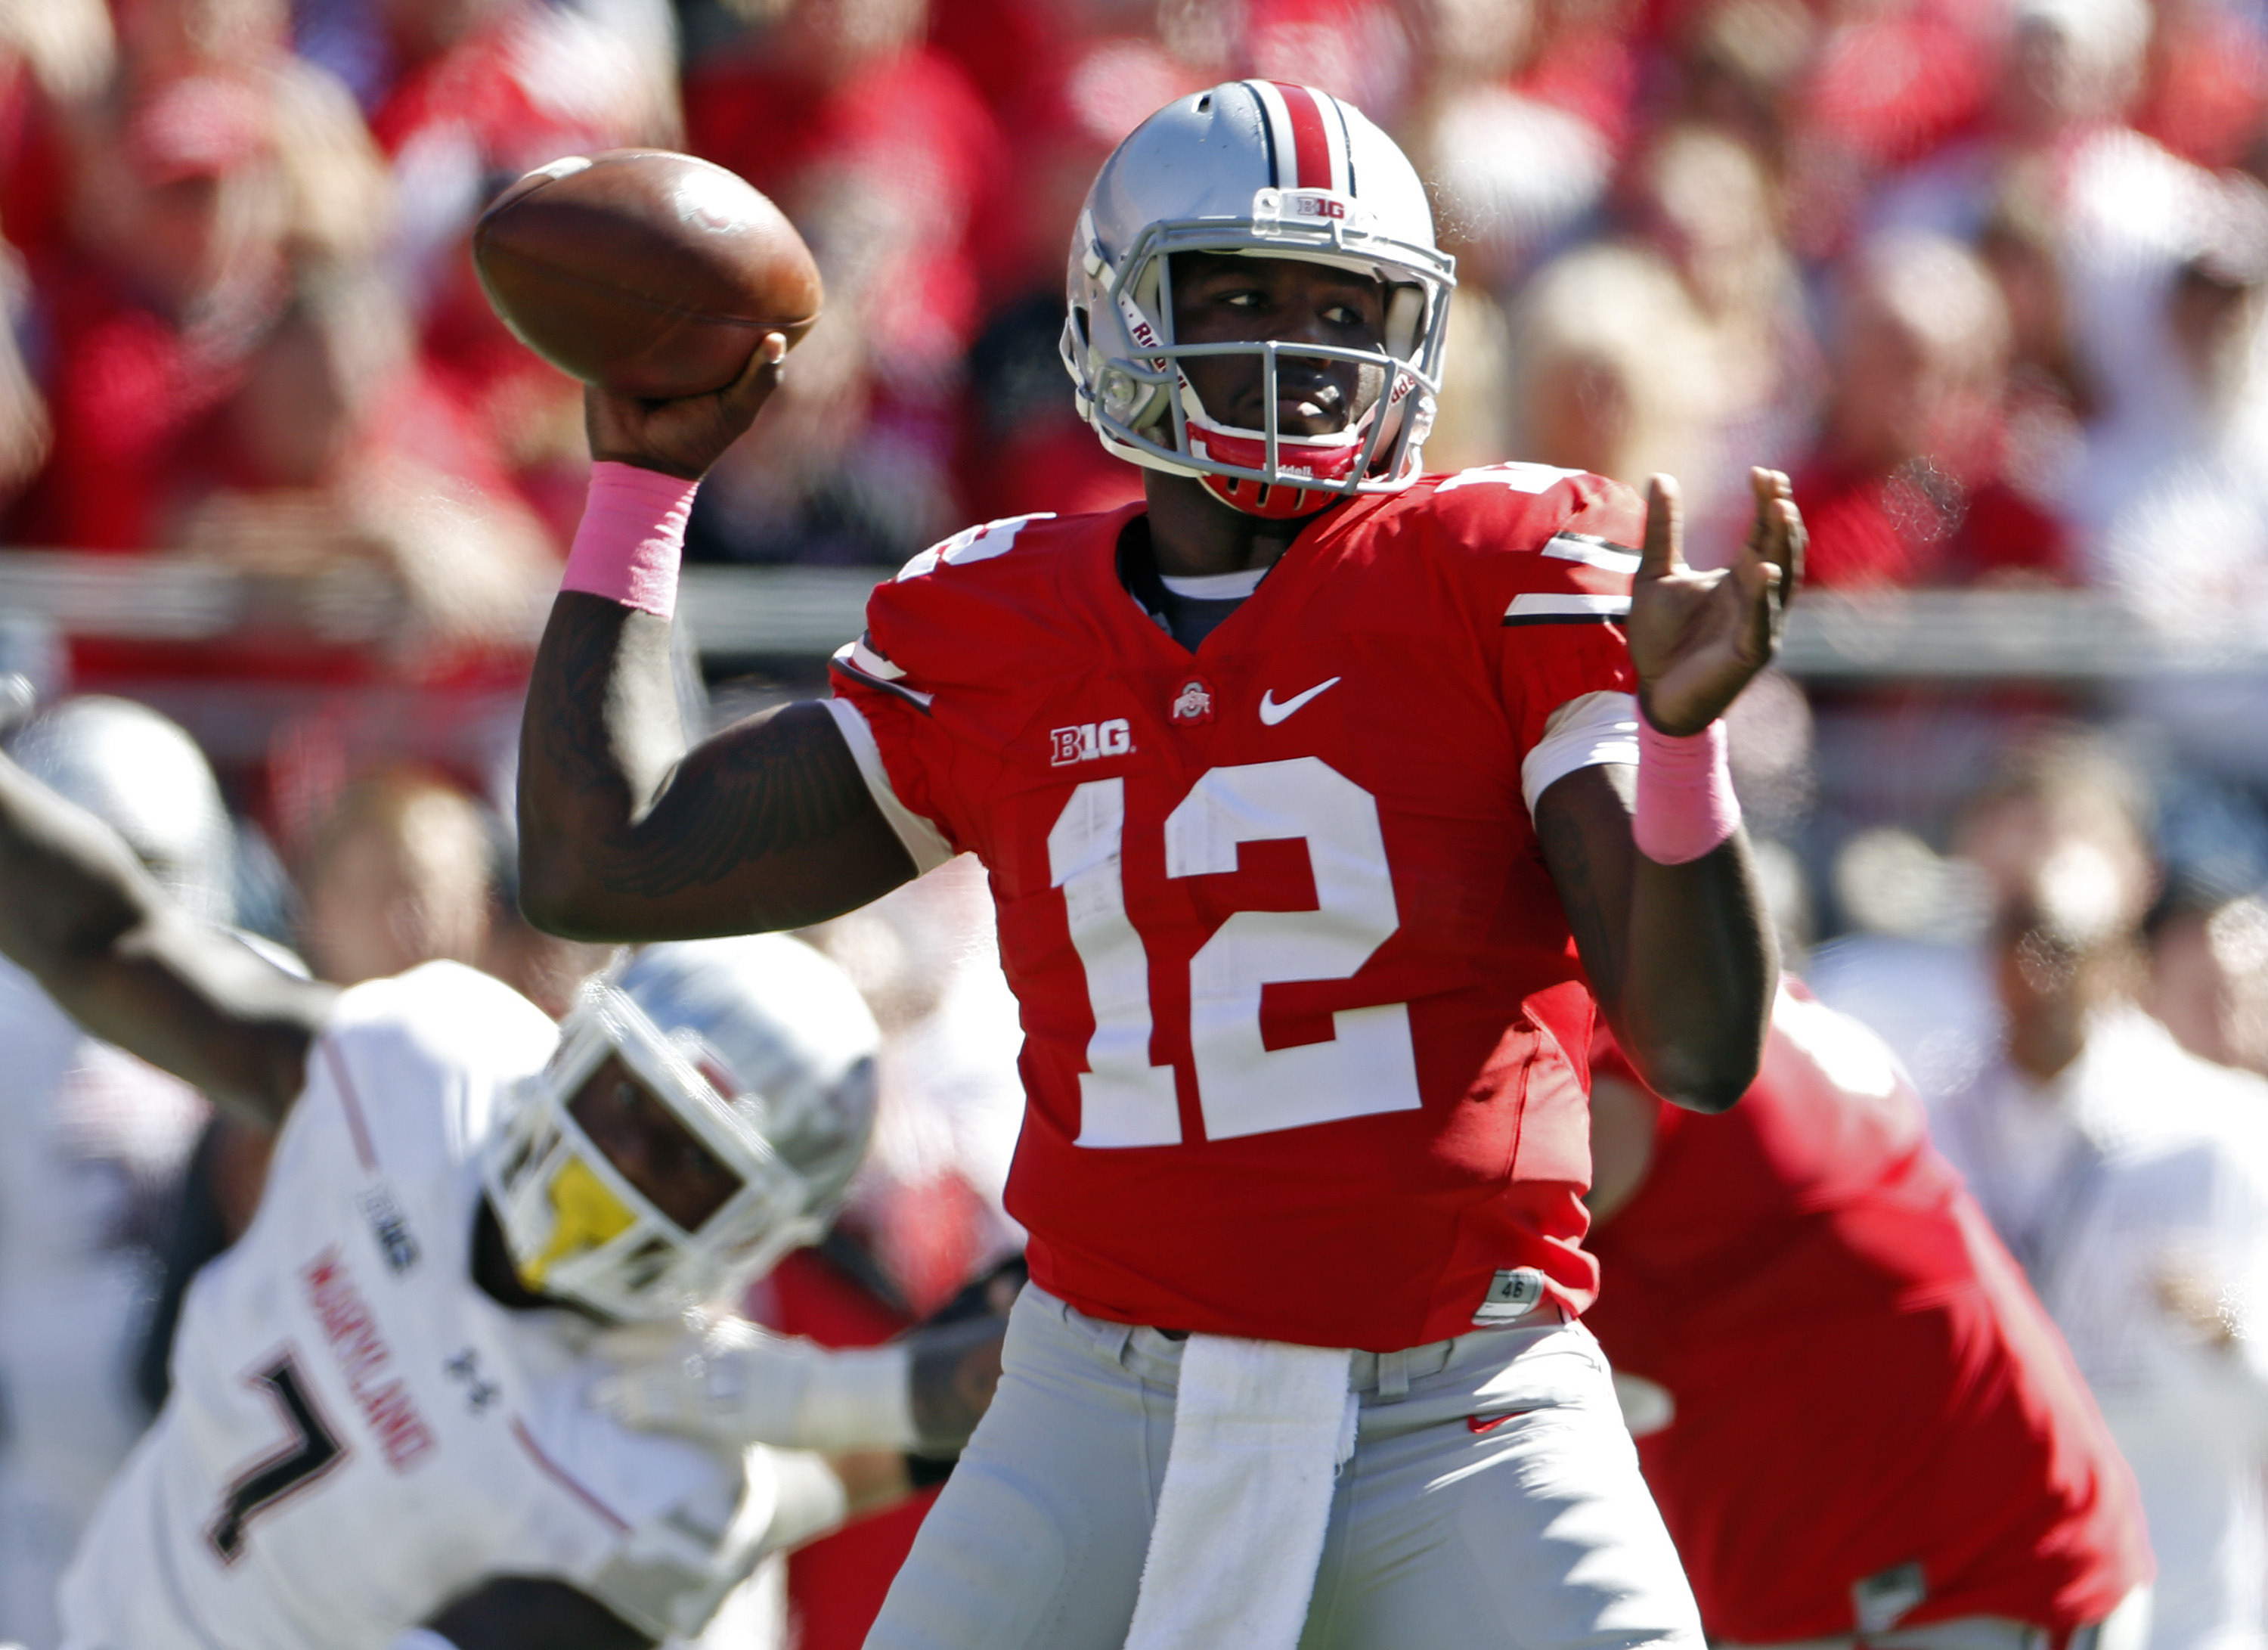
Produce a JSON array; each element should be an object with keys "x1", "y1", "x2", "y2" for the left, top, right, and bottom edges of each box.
[{"x1": 864, "y1": 1284, "x2": 1702, "y2": 1650}]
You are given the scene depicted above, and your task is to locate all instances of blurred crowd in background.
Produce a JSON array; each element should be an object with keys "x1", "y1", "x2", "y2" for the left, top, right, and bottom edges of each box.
[{"x1": 2, "y1": 0, "x2": 2268, "y2": 1645}]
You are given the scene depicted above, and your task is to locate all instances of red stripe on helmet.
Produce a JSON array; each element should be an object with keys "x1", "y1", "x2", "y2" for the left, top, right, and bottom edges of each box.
[{"x1": 1269, "y1": 82, "x2": 1334, "y2": 193}]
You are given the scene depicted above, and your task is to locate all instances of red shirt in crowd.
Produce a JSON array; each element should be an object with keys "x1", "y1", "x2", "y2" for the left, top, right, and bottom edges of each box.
[
  {"x1": 1790, "y1": 458, "x2": 2075, "y2": 590},
  {"x1": 1585, "y1": 984, "x2": 2151, "y2": 1642}
]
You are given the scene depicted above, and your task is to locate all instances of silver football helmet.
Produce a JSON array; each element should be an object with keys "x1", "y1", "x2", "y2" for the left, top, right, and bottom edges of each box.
[
  {"x1": 10, "y1": 695, "x2": 235, "y2": 925},
  {"x1": 1061, "y1": 80, "x2": 1456, "y2": 520},
  {"x1": 483, "y1": 933, "x2": 881, "y2": 1323}
]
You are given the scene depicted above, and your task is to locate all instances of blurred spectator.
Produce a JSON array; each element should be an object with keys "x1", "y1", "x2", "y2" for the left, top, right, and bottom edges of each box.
[
  {"x1": 1242, "y1": 0, "x2": 1408, "y2": 123},
  {"x1": 9, "y1": 72, "x2": 290, "y2": 553},
  {"x1": 1781, "y1": 0, "x2": 1998, "y2": 262},
  {"x1": 1879, "y1": 0, "x2": 2223, "y2": 472},
  {"x1": 2134, "y1": 0, "x2": 2268, "y2": 173},
  {"x1": 2148, "y1": 883, "x2": 2268, "y2": 1080},
  {"x1": 296, "y1": 761, "x2": 494, "y2": 985},
  {"x1": 110, "y1": 0, "x2": 391, "y2": 262},
  {"x1": 958, "y1": 25, "x2": 1191, "y2": 522},
  {"x1": 1402, "y1": 0, "x2": 1620, "y2": 291},
  {"x1": 362, "y1": 0, "x2": 669, "y2": 529},
  {"x1": 1928, "y1": 728, "x2": 2268, "y2": 1650},
  {"x1": 1625, "y1": 122, "x2": 1816, "y2": 554},
  {"x1": 683, "y1": 0, "x2": 1004, "y2": 563},
  {"x1": 0, "y1": 253, "x2": 48, "y2": 512},
  {"x1": 1795, "y1": 231, "x2": 2073, "y2": 589},
  {"x1": 1654, "y1": 0, "x2": 1811, "y2": 174},
  {"x1": 1507, "y1": 240, "x2": 1715, "y2": 503},
  {"x1": 2083, "y1": 176, "x2": 2268, "y2": 786},
  {"x1": 0, "y1": 696, "x2": 225, "y2": 1650},
  {"x1": 2084, "y1": 178, "x2": 2268, "y2": 618},
  {"x1": 168, "y1": 257, "x2": 555, "y2": 666}
]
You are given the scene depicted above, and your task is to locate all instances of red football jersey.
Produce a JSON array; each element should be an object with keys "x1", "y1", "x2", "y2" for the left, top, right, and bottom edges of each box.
[
  {"x1": 830, "y1": 464, "x2": 1643, "y2": 1351},
  {"x1": 1585, "y1": 985, "x2": 2151, "y2": 1641}
]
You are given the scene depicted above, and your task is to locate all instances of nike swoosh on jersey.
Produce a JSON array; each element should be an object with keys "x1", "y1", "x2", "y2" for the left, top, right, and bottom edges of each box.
[{"x1": 1258, "y1": 676, "x2": 1343, "y2": 724}]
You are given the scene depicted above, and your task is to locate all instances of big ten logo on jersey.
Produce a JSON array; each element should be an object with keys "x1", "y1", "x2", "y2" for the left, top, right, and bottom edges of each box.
[
  {"x1": 1052, "y1": 718, "x2": 1133, "y2": 768},
  {"x1": 358, "y1": 1186, "x2": 419, "y2": 1274}
]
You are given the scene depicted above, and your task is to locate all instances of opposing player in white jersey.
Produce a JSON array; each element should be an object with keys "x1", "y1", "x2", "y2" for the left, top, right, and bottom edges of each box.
[
  {"x1": 0, "y1": 698, "x2": 231, "y2": 1650},
  {"x1": 0, "y1": 747, "x2": 1002, "y2": 1650}
]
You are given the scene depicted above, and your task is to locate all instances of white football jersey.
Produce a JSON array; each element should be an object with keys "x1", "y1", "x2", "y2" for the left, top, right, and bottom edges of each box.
[
  {"x1": 0, "y1": 960, "x2": 206, "y2": 1650},
  {"x1": 57, "y1": 963, "x2": 795, "y2": 1650}
]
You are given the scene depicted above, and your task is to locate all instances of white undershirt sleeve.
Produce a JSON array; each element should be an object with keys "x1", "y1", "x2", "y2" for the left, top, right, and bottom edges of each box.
[
  {"x1": 1520, "y1": 690, "x2": 1641, "y2": 820},
  {"x1": 820, "y1": 697, "x2": 957, "y2": 874}
]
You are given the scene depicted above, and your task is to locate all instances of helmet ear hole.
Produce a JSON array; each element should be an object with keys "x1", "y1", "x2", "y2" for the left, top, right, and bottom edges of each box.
[{"x1": 1074, "y1": 305, "x2": 1092, "y2": 348}]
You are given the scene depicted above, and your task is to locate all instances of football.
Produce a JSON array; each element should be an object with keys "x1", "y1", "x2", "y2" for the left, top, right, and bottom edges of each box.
[{"x1": 472, "y1": 149, "x2": 823, "y2": 399}]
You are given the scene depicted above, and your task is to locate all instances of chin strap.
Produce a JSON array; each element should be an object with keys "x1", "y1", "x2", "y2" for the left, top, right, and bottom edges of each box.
[{"x1": 1185, "y1": 402, "x2": 1380, "y2": 520}]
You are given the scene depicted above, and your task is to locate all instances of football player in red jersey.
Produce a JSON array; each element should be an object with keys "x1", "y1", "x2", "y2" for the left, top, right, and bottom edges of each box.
[
  {"x1": 1585, "y1": 985, "x2": 2155, "y2": 1650},
  {"x1": 517, "y1": 83, "x2": 1802, "y2": 1649}
]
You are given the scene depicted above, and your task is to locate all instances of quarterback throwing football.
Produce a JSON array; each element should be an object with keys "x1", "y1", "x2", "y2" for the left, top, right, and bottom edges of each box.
[{"x1": 519, "y1": 83, "x2": 1802, "y2": 1649}]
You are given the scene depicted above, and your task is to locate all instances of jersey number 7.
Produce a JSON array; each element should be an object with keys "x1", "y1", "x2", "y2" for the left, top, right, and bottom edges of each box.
[
  {"x1": 1049, "y1": 755, "x2": 1422, "y2": 1146},
  {"x1": 207, "y1": 1354, "x2": 347, "y2": 1563}
]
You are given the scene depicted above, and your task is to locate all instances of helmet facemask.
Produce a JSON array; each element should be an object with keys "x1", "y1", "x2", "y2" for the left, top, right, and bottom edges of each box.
[
  {"x1": 483, "y1": 979, "x2": 838, "y2": 1323},
  {"x1": 1065, "y1": 181, "x2": 1454, "y2": 520}
]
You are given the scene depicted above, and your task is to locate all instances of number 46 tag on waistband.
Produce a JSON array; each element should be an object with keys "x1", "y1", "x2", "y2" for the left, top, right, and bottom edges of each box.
[{"x1": 1473, "y1": 1268, "x2": 1546, "y2": 1325}]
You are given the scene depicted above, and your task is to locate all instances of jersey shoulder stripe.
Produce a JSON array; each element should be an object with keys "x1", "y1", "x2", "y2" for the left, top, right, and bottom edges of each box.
[
  {"x1": 1503, "y1": 591, "x2": 1631, "y2": 625},
  {"x1": 1399, "y1": 467, "x2": 1642, "y2": 584},
  {"x1": 830, "y1": 635, "x2": 934, "y2": 712},
  {"x1": 1542, "y1": 532, "x2": 1641, "y2": 575}
]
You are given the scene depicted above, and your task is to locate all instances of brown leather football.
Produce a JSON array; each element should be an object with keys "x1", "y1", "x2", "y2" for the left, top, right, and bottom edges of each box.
[{"x1": 473, "y1": 150, "x2": 823, "y2": 399}]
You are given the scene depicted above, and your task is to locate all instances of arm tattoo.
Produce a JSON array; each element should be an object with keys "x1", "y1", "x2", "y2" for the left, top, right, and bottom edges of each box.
[
  {"x1": 608, "y1": 706, "x2": 875, "y2": 900},
  {"x1": 521, "y1": 597, "x2": 910, "y2": 930}
]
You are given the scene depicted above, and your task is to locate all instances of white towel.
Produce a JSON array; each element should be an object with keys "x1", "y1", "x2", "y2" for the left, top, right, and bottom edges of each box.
[{"x1": 1123, "y1": 1335, "x2": 1357, "y2": 1650}]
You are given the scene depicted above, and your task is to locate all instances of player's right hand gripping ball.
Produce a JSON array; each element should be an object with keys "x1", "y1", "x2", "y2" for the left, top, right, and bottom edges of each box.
[{"x1": 473, "y1": 149, "x2": 823, "y2": 400}]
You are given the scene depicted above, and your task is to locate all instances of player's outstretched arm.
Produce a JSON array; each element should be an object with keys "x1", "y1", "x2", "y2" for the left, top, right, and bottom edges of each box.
[
  {"x1": 0, "y1": 752, "x2": 333, "y2": 1129},
  {"x1": 516, "y1": 341, "x2": 916, "y2": 942},
  {"x1": 590, "y1": 1312, "x2": 1007, "y2": 1456},
  {"x1": 1537, "y1": 470, "x2": 1802, "y2": 1112}
]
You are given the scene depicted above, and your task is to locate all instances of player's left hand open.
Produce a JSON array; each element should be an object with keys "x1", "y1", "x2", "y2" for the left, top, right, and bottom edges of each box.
[{"x1": 1625, "y1": 468, "x2": 1804, "y2": 736}]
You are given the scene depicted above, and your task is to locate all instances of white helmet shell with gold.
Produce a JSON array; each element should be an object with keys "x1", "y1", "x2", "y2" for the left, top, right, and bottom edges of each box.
[
  {"x1": 1061, "y1": 80, "x2": 1455, "y2": 520},
  {"x1": 483, "y1": 933, "x2": 880, "y2": 1323}
]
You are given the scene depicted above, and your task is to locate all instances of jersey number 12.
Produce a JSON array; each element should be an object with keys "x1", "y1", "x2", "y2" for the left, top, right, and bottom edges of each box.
[{"x1": 1049, "y1": 755, "x2": 1422, "y2": 1146}]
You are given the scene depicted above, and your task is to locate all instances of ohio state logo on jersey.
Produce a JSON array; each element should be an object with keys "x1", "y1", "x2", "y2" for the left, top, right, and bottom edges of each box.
[{"x1": 1170, "y1": 678, "x2": 1215, "y2": 724}]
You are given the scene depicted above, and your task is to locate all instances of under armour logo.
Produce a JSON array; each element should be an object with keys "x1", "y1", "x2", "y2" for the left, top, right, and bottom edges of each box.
[{"x1": 444, "y1": 1348, "x2": 501, "y2": 1415}]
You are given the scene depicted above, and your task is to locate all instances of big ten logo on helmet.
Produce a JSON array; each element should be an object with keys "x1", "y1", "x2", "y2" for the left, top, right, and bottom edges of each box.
[
  {"x1": 1285, "y1": 190, "x2": 1348, "y2": 220},
  {"x1": 1052, "y1": 719, "x2": 1134, "y2": 768}
]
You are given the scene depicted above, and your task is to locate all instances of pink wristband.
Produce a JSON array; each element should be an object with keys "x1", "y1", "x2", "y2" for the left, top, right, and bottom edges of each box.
[
  {"x1": 1632, "y1": 716, "x2": 1740, "y2": 864},
  {"x1": 562, "y1": 461, "x2": 700, "y2": 619}
]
